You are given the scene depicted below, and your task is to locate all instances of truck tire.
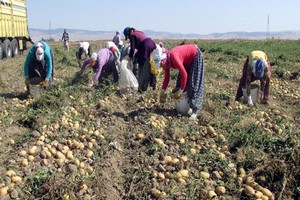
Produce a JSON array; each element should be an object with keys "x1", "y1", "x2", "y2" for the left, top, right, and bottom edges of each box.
[
  {"x1": 138, "y1": 60, "x2": 151, "y2": 92},
  {"x1": 0, "y1": 41, "x2": 2, "y2": 60},
  {"x1": 11, "y1": 39, "x2": 19, "y2": 57},
  {"x1": 2, "y1": 39, "x2": 12, "y2": 58}
]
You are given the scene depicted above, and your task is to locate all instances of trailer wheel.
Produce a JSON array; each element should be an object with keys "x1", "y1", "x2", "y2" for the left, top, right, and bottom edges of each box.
[
  {"x1": 2, "y1": 39, "x2": 12, "y2": 58},
  {"x1": 0, "y1": 41, "x2": 2, "y2": 60},
  {"x1": 11, "y1": 39, "x2": 19, "y2": 57}
]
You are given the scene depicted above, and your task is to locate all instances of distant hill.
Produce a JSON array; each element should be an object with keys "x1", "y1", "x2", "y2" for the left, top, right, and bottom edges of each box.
[{"x1": 28, "y1": 28, "x2": 300, "y2": 42}]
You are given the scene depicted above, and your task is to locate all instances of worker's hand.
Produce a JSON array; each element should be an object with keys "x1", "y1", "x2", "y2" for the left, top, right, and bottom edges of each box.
[
  {"x1": 25, "y1": 78, "x2": 30, "y2": 86},
  {"x1": 259, "y1": 91, "x2": 264, "y2": 101},
  {"x1": 40, "y1": 78, "x2": 49, "y2": 88},
  {"x1": 174, "y1": 89, "x2": 184, "y2": 100},
  {"x1": 159, "y1": 90, "x2": 167, "y2": 103},
  {"x1": 248, "y1": 96, "x2": 253, "y2": 106}
]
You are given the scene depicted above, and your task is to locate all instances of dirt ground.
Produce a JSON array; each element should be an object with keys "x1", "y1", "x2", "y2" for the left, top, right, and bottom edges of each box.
[{"x1": 0, "y1": 40, "x2": 299, "y2": 199}]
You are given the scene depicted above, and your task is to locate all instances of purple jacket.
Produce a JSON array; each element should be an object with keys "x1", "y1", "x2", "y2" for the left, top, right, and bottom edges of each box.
[
  {"x1": 113, "y1": 32, "x2": 121, "y2": 46},
  {"x1": 128, "y1": 31, "x2": 148, "y2": 58},
  {"x1": 80, "y1": 48, "x2": 114, "y2": 82},
  {"x1": 128, "y1": 31, "x2": 156, "y2": 67}
]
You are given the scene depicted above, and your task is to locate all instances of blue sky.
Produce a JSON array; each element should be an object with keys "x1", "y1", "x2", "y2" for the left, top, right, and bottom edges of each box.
[{"x1": 27, "y1": 0, "x2": 300, "y2": 35}]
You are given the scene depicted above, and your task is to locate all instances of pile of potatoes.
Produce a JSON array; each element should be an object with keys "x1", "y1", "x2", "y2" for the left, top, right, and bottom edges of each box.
[{"x1": 0, "y1": 98, "x2": 107, "y2": 199}]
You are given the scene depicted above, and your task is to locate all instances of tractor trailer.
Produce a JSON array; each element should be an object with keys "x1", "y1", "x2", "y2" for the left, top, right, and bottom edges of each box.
[{"x1": 0, "y1": 0, "x2": 31, "y2": 60}]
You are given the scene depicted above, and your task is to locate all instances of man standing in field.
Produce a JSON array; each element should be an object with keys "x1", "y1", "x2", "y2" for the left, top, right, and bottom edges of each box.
[
  {"x1": 61, "y1": 29, "x2": 69, "y2": 51},
  {"x1": 235, "y1": 50, "x2": 272, "y2": 105},
  {"x1": 24, "y1": 41, "x2": 54, "y2": 94}
]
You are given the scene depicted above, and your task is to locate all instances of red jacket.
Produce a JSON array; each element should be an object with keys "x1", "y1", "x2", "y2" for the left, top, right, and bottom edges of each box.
[{"x1": 162, "y1": 44, "x2": 198, "y2": 91}]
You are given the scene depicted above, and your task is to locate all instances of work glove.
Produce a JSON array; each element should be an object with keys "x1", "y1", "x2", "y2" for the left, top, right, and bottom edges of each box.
[
  {"x1": 174, "y1": 89, "x2": 184, "y2": 100},
  {"x1": 159, "y1": 89, "x2": 167, "y2": 103},
  {"x1": 248, "y1": 96, "x2": 253, "y2": 106},
  {"x1": 40, "y1": 78, "x2": 49, "y2": 88},
  {"x1": 25, "y1": 78, "x2": 30, "y2": 86}
]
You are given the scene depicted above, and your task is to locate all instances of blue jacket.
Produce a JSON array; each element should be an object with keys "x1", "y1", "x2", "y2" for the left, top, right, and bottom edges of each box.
[{"x1": 24, "y1": 41, "x2": 53, "y2": 80}]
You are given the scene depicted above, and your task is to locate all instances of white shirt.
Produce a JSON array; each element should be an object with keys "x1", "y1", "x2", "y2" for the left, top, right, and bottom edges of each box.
[
  {"x1": 79, "y1": 42, "x2": 90, "y2": 54},
  {"x1": 105, "y1": 41, "x2": 120, "y2": 60}
]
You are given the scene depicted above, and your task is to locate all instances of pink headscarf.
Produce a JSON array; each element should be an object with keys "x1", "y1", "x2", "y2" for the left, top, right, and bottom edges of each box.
[
  {"x1": 158, "y1": 42, "x2": 164, "y2": 48},
  {"x1": 160, "y1": 48, "x2": 170, "y2": 68}
]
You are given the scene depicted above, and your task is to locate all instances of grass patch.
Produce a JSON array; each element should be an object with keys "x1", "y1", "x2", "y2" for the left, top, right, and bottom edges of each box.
[{"x1": 25, "y1": 168, "x2": 52, "y2": 197}]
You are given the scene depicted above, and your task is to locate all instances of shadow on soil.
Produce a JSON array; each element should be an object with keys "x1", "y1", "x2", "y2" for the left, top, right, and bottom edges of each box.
[{"x1": 0, "y1": 92, "x2": 28, "y2": 101}]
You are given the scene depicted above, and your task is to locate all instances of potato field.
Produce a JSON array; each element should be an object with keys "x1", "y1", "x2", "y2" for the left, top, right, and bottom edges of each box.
[{"x1": 0, "y1": 39, "x2": 299, "y2": 199}]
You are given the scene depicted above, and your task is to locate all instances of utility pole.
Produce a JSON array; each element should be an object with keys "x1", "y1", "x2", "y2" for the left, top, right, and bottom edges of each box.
[{"x1": 266, "y1": 15, "x2": 270, "y2": 40}]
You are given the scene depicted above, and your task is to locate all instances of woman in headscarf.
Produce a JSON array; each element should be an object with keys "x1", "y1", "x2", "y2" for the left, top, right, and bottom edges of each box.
[
  {"x1": 24, "y1": 41, "x2": 54, "y2": 94},
  {"x1": 78, "y1": 48, "x2": 119, "y2": 87},
  {"x1": 123, "y1": 27, "x2": 156, "y2": 91},
  {"x1": 155, "y1": 44, "x2": 205, "y2": 120},
  {"x1": 235, "y1": 50, "x2": 272, "y2": 105}
]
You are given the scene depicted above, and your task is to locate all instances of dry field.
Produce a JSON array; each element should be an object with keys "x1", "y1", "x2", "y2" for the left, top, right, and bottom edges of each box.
[{"x1": 0, "y1": 39, "x2": 299, "y2": 199}]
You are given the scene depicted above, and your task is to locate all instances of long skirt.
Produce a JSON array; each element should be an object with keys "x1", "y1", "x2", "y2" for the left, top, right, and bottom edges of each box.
[{"x1": 176, "y1": 49, "x2": 205, "y2": 111}]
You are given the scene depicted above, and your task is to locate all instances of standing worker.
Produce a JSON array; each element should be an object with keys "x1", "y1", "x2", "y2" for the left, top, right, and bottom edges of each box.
[
  {"x1": 235, "y1": 50, "x2": 272, "y2": 105},
  {"x1": 24, "y1": 41, "x2": 54, "y2": 94},
  {"x1": 156, "y1": 44, "x2": 205, "y2": 120},
  {"x1": 61, "y1": 28, "x2": 69, "y2": 51},
  {"x1": 123, "y1": 27, "x2": 156, "y2": 91},
  {"x1": 112, "y1": 31, "x2": 123, "y2": 50},
  {"x1": 78, "y1": 48, "x2": 119, "y2": 88}
]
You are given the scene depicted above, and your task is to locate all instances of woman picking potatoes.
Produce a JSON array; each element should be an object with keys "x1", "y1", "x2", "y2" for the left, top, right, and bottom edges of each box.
[{"x1": 155, "y1": 44, "x2": 205, "y2": 120}]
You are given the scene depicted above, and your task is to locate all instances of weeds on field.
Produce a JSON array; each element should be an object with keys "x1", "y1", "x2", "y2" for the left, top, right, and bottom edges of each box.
[{"x1": 25, "y1": 169, "x2": 52, "y2": 197}]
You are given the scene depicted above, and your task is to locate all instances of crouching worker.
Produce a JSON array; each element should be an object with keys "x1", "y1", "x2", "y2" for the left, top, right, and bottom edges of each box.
[
  {"x1": 76, "y1": 42, "x2": 92, "y2": 66},
  {"x1": 156, "y1": 44, "x2": 205, "y2": 120},
  {"x1": 235, "y1": 50, "x2": 272, "y2": 105},
  {"x1": 24, "y1": 41, "x2": 54, "y2": 95},
  {"x1": 78, "y1": 48, "x2": 119, "y2": 87}
]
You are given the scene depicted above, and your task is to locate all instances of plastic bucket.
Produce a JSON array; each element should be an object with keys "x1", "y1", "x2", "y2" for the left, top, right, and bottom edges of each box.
[
  {"x1": 174, "y1": 92, "x2": 190, "y2": 114},
  {"x1": 242, "y1": 84, "x2": 259, "y2": 103},
  {"x1": 29, "y1": 84, "x2": 41, "y2": 97}
]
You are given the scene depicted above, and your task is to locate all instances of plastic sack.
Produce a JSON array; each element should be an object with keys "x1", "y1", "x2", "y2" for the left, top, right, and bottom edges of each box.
[{"x1": 119, "y1": 58, "x2": 138, "y2": 93}]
